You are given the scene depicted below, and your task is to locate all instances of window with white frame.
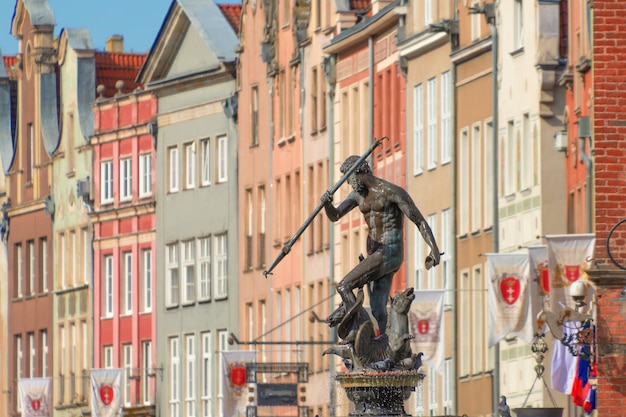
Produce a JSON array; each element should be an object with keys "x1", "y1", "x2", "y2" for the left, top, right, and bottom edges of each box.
[
  {"x1": 82, "y1": 229, "x2": 89, "y2": 285},
  {"x1": 217, "y1": 331, "x2": 228, "y2": 417},
  {"x1": 201, "y1": 139, "x2": 211, "y2": 186},
  {"x1": 413, "y1": 84, "x2": 424, "y2": 176},
  {"x1": 521, "y1": 113, "x2": 532, "y2": 189},
  {"x1": 472, "y1": 265, "x2": 484, "y2": 373},
  {"x1": 198, "y1": 237, "x2": 211, "y2": 301},
  {"x1": 41, "y1": 330, "x2": 48, "y2": 377},
  {"x1": 483, "y1": 120, "x2": 494, "y2": 228},
  {"x1": 15, "y1": 243, "x2": 22, "y2": 297},
  {"x1": 459, "y1": 128, "x2": 469, "y2": 235},
  {"x1": 184, "y1": 142, "x2": 196, "y2": 190},
  {"x1": 122, "y1": 252, "x2": 132, "y2": 314},
  {"x1": 284, "y1": 288, "x2": 291, "y2": 362},
  {"x1": 41, "y1": 238, "x2": 48, "y2": 293},
  {"x1": 123, "y1": 344, "x2": 132, "y2": 406},
  {"x1": 139, "y1": 153, "x2": 152, "y2": 197},
  {"x1": 169, "y1": 146, "x2": 179, "y2": 193},
  {"x1": 28, "y1": 333, "x2": 35, "y2": 377},
  {"x1": 440, "y1": 71, "x2": 451, "y2": 164},
  {"x1": 182, "y1": 240, "x2": 195, "y2": 304},
  {"x1": 506, "y1": 120, "x2": 515, "y2": 195},
  {"x1": 101, "y1": 160, "x2": 113, "y2": 204},
  {"x1": 471, "y1": 123, "x2": 482, "y2": 232},
  {"x1": 414, "y1": 225, "x2": 424, "y2": 290},
  {"x1": 103, "y1": 345, "x2": 113, "y2": 368},
  {"x1": 81, "y1": 321, "x2": 88, "y2": 373},
  {"x1": 217, "y1": 135, "x2": 228, "y2": 183},
  {"x1": 460, "y1": 270, "x2": 470, "y2": 375},
  {"x1": 201, "y1": 332, "x2": 212, "y2": 417},
  {"x1": 141, "y1": 249, "x2": 152, "y2": 312},
  {"x1": 185, "y1": 334, "x2": 196, "y2": 417},
  {"x1": 424, "y1": 0, "x2": 432, "y2": 26},
  {"x1": 427, "y1": 78, "x2": 437, "y2": 169},
  {"x1": 103, "y1": 255, "x2": 113, "y2": 317},
  {"x1": 427, "y1": 213, "x2": 437, "y2": 289},
  {"x1": 120, "y1": 157, "x2": 132, "y2": 202},
  {"x1": 428, "y1": 367, "x2": 438, "y2": 415},
  {"x1": 167, "y1": 244, "x2": 180, "y2": 307},
  {"x1": 142, "y1": 341, "x2": 152, "y2": 404},
  {"x1": 443, "y1": 359, "x2": 452, "y2": 415},
  {"x1": 16, "y1": 335, "x2": 22, "y2": 410},
  {"x1": 214, "y1": 234, "x2": 228, "y2": 299},
  {"x1": 514, "y1": 0, "x2": 524, "y2": 50},
  {"x1": 471, "y1": 0, "x2": 481, "y2": 41},
  {"x1": 28, "y1": 241, "x2": 35, "y2": 295},
  {"x1": 170, "y1": 337, "x2": 180, "y2": 417},
  {"x1": 71, "y1": 232, "x2": 77, "y2": 286},
  {"x1": 441, "y1": 208, "x2": 453, "y2": 306},
  {"x1": 60, "y1": 234, "x2": 66, "y2": 289}
]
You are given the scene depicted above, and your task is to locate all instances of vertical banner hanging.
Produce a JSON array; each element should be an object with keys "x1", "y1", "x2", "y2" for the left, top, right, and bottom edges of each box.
[
  {"x1": 408, "y1": 290, "x2": 445, "y2": 372},
  {"x1": 546, "y1": 234, "x2": 595, "y2": 310},
  {"x1": 18, "y1": 377, "x2": 51, "y2": 417},
  {"x1": 486, "y1": 253, "x2": 533, "y2": 346},
  {"x1": 222, "y1": 350, "x2": 256, "y2": 417},
  {"x1": 90, "y1": 369, "x2": 123, "y2": 417},
  {"x1": 527, "y1": 245, "x2": 550, "y2": 318}
]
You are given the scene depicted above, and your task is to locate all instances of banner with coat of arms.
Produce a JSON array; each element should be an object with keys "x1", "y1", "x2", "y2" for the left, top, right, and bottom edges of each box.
[
  {"x1": 546, "y1": 234, "x2": 595, "y2": 311},
  {"x1": 18, "y1": 377, "x2": 51, "y2": 417},
  {"x1": 486, "y1": 253, "x2": 533, "y2": 346},
  {"x1": 408, "y1": 290, "x2": 445, "y2": 373},
  {"x1": 222, "y1": 350, "x2": 256, "y2": 417},
  {"x1": 90, "y1": 369, "x2": 122, "y2": 417}
]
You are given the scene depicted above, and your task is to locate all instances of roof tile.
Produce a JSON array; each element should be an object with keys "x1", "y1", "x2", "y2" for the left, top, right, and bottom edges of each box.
[
  {"x1": 219, "y1": 4, "x2": 242, "y2": 34},
  {"x1": 95, "y1": 52, "x2": 147, "y2": 98},
  {"x1": 2, "y1": 55, "x2": 19, "y2": 80}
]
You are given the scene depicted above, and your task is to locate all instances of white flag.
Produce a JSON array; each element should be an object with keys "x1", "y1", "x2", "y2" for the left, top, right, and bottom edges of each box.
[
  {"x1": 546, "y1": 234, "x2": 595, "y2": 311},
  {"x1": 486, "y1": 253, "x2": 533, "y2": 346},
  {"x1": 90, "y1": 369, "x2": 123, "y2": 417},
  {"x1": 408, "y1": 290, "x2": 445, "y2": 373},
  {"x1": 527, "y1": 245, "x2": 550, "y2": 319},
  {"x1": 18, "y1": 377, "x2": 51, "y2": 417},
  {"x1": 222, "y1": 350, "x2": 256, "y2": 417}
]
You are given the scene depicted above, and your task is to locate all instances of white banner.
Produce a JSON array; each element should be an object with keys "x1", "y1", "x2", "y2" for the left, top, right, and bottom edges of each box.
[
  {"x1": 408, "y1": 290, "x2": 445, "y2": 373},
  {"x1": 486, "y1": 253, "x2": 533, "y2": 346},
  {"x1": 222, "y1": 350, "x2": 256, "y2": 417},
  {"x1": 546, "y1": 234, "x2": 595, "y2": 310},
  {"x1": 527, "y1": 245, "x2": 550, "y2": 318},
  {"x1": 18, "y1": 377, "x2": 51, "y2": 417},
  {"x1": 90, "y1": 369, "x2": 123, "y2": 417}
]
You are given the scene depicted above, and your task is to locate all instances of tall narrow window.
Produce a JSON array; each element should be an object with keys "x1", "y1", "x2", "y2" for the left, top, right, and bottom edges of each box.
[
  {"x1": 472, "y1": 266, "x2": 484, "y2": 372},
  {"x1": 311, "y1": 67, "x2": 318, "y2": 133},
  {"x1": 483, "y1": 120, "x2": 494, "y2": 228},
  {"x1": 459, "y1": 128, "x2": 470, "y2": 235},
  {"x1": 514, "y1": 0, "x2": 524, "y2": 50},
  {"x1": 41, "y1": 330, "x2": 48, "y2": 377},
  {"x1": 16, "y1": 243, "x2": 22, "y2": 297},
  {"x1": 41, "y1": 238, "x2": 48, "y2": 293},
  {"x1": 167, "y1": 244, "x2": 180, "y2": 307},
  {"x1": 217, "y1": 135, "x2": 228, "y2": 183},
  {"x1": 139, "y1": 153, "x2": 152, "y2": 197},
  {"x1": 185, "y1": 334, "x2": 196, "y2": 416},
  {"x1": 60, "y1": 233, "x2": 67, "y2": 289},
  {"x1": 214, "y1": 234, "x2": 228, "y2": 299},
  {"x1": 101, "y1": 160, "x2": 113, "y2": 204},
  {"x1": 521, "y1": 113, "x2": 532, "y2": 189},
  {"x1": 441, "y1": 71, "x2": 452, "y2": 163},
  {"x1": 82, "y1": 228, "x2": 89, "y2": 285},
  {"x1": 141, "y1": 249, "x2": 152, "y2": 312},
  {"x1": 169, "y1": 147, "x2": 179, "y2": 193},
  {"x1": 122, "y1": 252, "x2": 132, "y2": 314},
  {"x1": 320, "y1": 65, "x2": 327, "y2": 130},
  {"x1": 28, "y1": 241, "x2": 35, "y2": 295},
  {"x1": 103, "y1": 346, "x2": 113, "y2": 368},
  {"x1": 217, "y1": 331, "x2": 228, "y2": 417},
  {"x1": 16, "y1": 335, "x2": 22, "y2": 411},
  {"x1": 506, "y1": 120, "x2": 515, "y2": 195},
  {"x1": 259, "y1": 186, "x2": 266, "y2": 267},
  {"x1": 201, "y1": 332, "x2": 212, "y2": 417},
  {"x1": 71, "y1": 231, "x2": 77, "y2": 286},
  {"x1": 471, "y1": 123, "x2": 482, "y2": 232},
  {"x1": 427, "y1": 77, "x2": 437, "y2": 169},
  {"x1": 428, "y1": 367, "x2": 438, "y2": 415},
  {"x1": 413, "y1": 84, "x2": 424, "y2": 176},
  {"x1": 185, "y1": 142, "x2": 196, "y2": 190},
  {"x1": 142, "y1": 341, "x2": 152, "y2": 404},
  {"x1": 251, "y1": 87, "x2": 259, "y2": 146},
  {"x1": 123, "y1": 345, "x2": 132, "y2": 405},
  {"x1": 246, "y1": 189, "x2": 253, "y2": 270},
  {"x1": 460, "y1": 270, "x2": 470, "y2": 375},
  {"x1": 443, "y1": 359, "x2": 452, "y2": 414},
  {"x1": 182, "y1": 240, "x2": 195, "y2": 304},
  {"x1": 198, "y1": 237, "x2": 211, "y2": 301},
  {"x1": 28, "y1": 332, "x2": 35, "y2": 377},
  {"x1": 201, "y1": 139, "x2": 211, "y2": 186},
  {"x1": 471, "y1": 0, "x2": 481, "y2": 41},
  {"x1": 424, "y1": 0, "x2": 433, "y2": 26},
  {"x1": 170, "y1": 337, "x2": 180, "y2": 417},
  {"x1": 120, "y1": 157, "x2": 132, "y2": 201},
  {"x1": 103, "y1": 255, "x2": 113, "y2": 317}
]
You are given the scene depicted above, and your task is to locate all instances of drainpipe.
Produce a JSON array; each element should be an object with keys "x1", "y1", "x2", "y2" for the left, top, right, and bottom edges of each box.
[{"x1": 579, "y1": 137, "x2": 593, "y2": 232}]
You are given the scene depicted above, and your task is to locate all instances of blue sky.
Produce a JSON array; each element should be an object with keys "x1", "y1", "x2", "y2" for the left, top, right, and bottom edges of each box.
[{"x1": 0, "y1": 0, "x2": 241, "y2": 55}]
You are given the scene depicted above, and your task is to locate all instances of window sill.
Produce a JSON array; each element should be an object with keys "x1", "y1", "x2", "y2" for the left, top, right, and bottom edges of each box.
[
  {"x1": 471, "y1": 229, "x2": 481, "y2": 237},
  {"x1": 519, "y1": 187, "x2": 532, "y2": 197},
  {"x1": 457, "y1": 233, "x2": 469, "y2": 240},
  {"x1": 66, "y1": 170, "x2": 75, "y2": 178},
  {"x1": 510, "y1": 47, "x2": 524, "y2": 57},
  {"x1": 198, "y1": 298, "x2": 211, "y2": 304},
  {"x1": 504, "y1": 193, "x2": 516, "y2": 202},
  {"x1": 427, "y1": 165, "x2": 437, "y2": 172}
]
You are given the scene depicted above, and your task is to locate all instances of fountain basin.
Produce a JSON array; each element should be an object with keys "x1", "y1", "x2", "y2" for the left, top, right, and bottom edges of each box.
[{"x1": 513, "y1": 408, "x2": 564, "y2": 417}]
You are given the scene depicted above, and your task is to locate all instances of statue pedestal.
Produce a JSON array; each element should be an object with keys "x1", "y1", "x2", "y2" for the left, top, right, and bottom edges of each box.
[{"x1": 336, "y1": 371, "x2": 424, "y2": 417}]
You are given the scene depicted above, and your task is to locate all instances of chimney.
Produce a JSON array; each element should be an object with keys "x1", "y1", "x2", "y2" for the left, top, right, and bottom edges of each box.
[{"x1": 106, "y1": 35, "x2": 124, "y2": 53}]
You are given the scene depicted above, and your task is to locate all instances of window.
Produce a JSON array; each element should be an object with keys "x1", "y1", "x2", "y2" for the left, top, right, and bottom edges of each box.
[
  {"x1": 103, "y1": 255, "x2": 113, "y2": 317},
  {"x1": 217, "y1": 331, "x2": 228, "y2": 417},
  {"x1": 259, "y1": 186, "x2": 266, "y2": 267},
  {"x1": 471, "y1": 0, "x2": 481, "y2": 41},
  {"x1": 28, "y1": 332, "x2": 35, "y2": 377},
  {"x1": 428, "y1": 214, "x2": 437, "y2": 289},
  {"x1": 82, "y1": 228, "x2": 89, "y2": 285},
  {"x1": 424, "y1": 0, "x2": 432, "y2": 26},
  {"x1": 414, "y1": 225, "x2": 424, "y2": 290},
  {"x1": 440, "y1": 71, "x2": 451, "y2": 164},
  {"x1": 171, "y1": 337, "x2": 180, "y2": 417},
  {"x1": 311, "y1": 67, "x2": 318, "y2": 133},
  {"x1": 122, "y1": 344, "x2": 132, "y2": 405},
  {"x1": 103, "y1": 346, "x2": 113, "y2": 368},
  {"x1": 60, "y1": 233, "x2": 66, "y2": 289},
  {"x1": 214, "y1": 234, "x2": 228, "y2": 299},
  {"x1": 521, "y1": 113, "x2": 532, "y2": 189},
  {"x1": 41, "y1": 330, "x2": 48, "y2": 377},
  {"x1": 140, "y1": 153, "x2": 152, "y2": 197},
  {"x1": 167, "y1": 244, "x2": 180, "y2": 307},
  {"x1": 16, "y1": 335, "x2": 22, "y2": 411},
  {"x1": 320, "y1": 65, "x2": 327, "y2": 130},
  {"x1": 142, "y1": 341, "x2": 152, "y2": 404},
  {"x1": 141, "y1": 249, "x2": 152, "y2": 312},
  {"x1": 506, "y1": 120, "x2": 515, "y2": 195},
  {"x1": 251, "y1": 86, "x2": 259, "y2": 146},
  {"x1": 284, "y1": 289, "x2": 291, "y2": 362},
  {"x1": 185, "y1": 334, "x2": 196, "y2": 416},
  {"x1": 201, "y1": 139, "x2": 211, "y2": 186},
  {"x1": 428, "y1": 367, "x2": 438, "y2": 415},
  {"x1": 122, "y1": 252, "x2": 132, "y2": 314},
  {"x1": 25, "y1": 123, "x2": 33, "y2": 183},
  {"x1": 514, "y1": 0, "x2": 524, "y2": 50},
  {"x1": 120, "y1": 157, "x2": 132, "y2": 202},
  {"x1": 443, "y1": 359, "x2": 452, "y2": 414},
  {"x1": 245, "y1": 189, "x2": 253, "y2": 270},
  {"x1": 471, "y1": 123, "x2": 482, "y2": 232},
  {"x1": 427, "y1": 77, "x2": 437, "y2": 169},
  {"x1": 472, "y1": 266, "x2": 484, "y2": 372},
  {"x1": 101, "y1": 160, "x2": 113, "y2": 204},
  {"x1": 81, "y1": 321, "x2": 88, "y2": 373},
  {"x1": 201, "y1": 333, "x2": 212, "y2": 417},
  {"x1": 413, "y1": 84, "x2": 424, "y2": 176},
  {"x1": 483, "y1": 120, "x2": 494, "y2": 228},
  {"x1": 169, "y1": 147, "x2": 179, "y2": 193},
  {"x1": 71, "y1": 231, "x2": 76, "y2": 287},
  {"x1": 15, "y1": 243, "x2": 23, "y2": 297},
  {"x1": 28, "y1": 241, "x2": 35, "y2": 295},
  {"x1": 460, "y1": 270, "x2": 470, "y2": 375},
  {"x1": 217, "y1": 135, "x2": 228, "y2": 183},
  {"x1": 459, "y1": 128, "x2": 470, "y2": 235},
  {"x1": 198, "y1": 237, "x2": 211, "y2": 301},
  {"x1": 184, "y1": 142, "x2": 196, "y2": 189},
  {"x1": 182, "y1": 241, "x2": 195, "y2": 304},
  {"x1": 41, "y1": 238, "x2": 48, "y2": 293}
]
